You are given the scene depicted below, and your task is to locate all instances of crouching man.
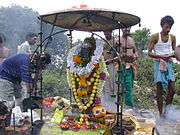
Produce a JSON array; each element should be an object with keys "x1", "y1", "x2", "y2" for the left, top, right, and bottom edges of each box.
[{"x1": 0, "y1": 52, "x2": 51, "y2": 127}]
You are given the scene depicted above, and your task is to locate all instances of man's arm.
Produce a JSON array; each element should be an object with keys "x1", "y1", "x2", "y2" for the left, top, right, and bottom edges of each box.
[
  {"x1": 148, "y1": 34, "x2": 158, "y2": 58},
  {"x1": 25, "y1": 82, "x2": 33, "y2": 93},
  {"x1": 171, "y1": 34, "x2": 176, "y2": 51},
  {"x1": 166, "y1": 34, "x2": 176, "y2": 57},
  {"x1": 104, "y1": 39, "x2": 117, "y2": 65},
  {"x1": 132, "y1": 39, "x2": 138, "y2": 61}
]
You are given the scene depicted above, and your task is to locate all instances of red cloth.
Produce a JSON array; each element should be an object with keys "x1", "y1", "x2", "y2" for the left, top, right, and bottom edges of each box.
[{"x1": 155, "y1": 59, "x2": 167, "y2": 72}]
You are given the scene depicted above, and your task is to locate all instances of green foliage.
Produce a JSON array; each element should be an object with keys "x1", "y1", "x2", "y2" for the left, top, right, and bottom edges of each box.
[
  {"x1": 0, "y1": 5, "x2": 71, "y2": 69},
  {"x1": 173, "y1": 62, "x2": 180, "y2": 93},
  {"x1": 133, "y1": 57, "x2": 156, "y2": 109},
  {"x1": 173, "y1": 63, "x2": 180, "y2": 108},
  {"x1": 133, "y1": 57, "x2": 180, "y2": 109},
  {"x1": 0, "y1": 4, "x2": 39, "y2": 54},
  {"x1": 173, "y1": 95, "x2": 180, "y2": 108},
  {"x1": 130, "y1": 28, "x2": 151, "y2": 58},
  {"x1": 42, "y1": 69, "x2": 70, "y2": 99}
]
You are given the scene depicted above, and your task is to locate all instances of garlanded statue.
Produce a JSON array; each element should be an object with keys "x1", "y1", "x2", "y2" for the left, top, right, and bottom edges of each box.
[{"x1": 67, "y1": 37, "x2": 109, "y2": 125}]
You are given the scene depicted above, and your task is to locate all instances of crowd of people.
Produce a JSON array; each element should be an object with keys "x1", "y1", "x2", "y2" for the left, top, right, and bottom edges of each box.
[
  {"x1": 0, "y1": 15, "x2": 179, "y2": 128},
  {"x1": 102, "y1": 15, "x2": 178, "y2": 118},
  {"x1": 102, "y1": 27, "x2": 138, "y2": 110}
]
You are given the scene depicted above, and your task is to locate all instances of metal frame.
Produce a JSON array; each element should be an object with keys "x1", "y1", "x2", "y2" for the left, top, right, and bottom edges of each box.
[
  {"x1": 29, "y1": 19, "x2": 69, "y2": 134},
  {"x1": 29, "y1": 8, "x2": 141, "y2": 135}
]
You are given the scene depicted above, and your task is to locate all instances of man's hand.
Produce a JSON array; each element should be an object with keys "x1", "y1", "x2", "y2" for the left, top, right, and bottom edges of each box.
[
  {"x1": 105, "y1": 59, "x2": 114, "y2": 65},
  {"x1": 161, "y1": 54, "x2": 172, "y2": 62},
  {"x1": 125, "y1": 55, "x2": 137, "y2": 63}
]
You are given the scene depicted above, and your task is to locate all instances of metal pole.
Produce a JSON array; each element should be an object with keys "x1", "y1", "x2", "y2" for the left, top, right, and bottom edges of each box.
[
  {"x1": 111, "y1": 28, "x2": 125, "y2": 135},
  {"x1": 40, "y1": 18, "x2": 43, "y2": 120}
]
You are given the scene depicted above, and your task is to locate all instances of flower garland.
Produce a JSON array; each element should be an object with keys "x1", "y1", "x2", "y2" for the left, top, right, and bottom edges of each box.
[
  {"x1": 66, "y1": 38, "x2": 108, "y2": 126},
  {"x1": 67, "y1": 40, "x2": 104, "y2": 77},
  {"x1": 67, "y1": 56, "x2": 107, "y2": 110}
]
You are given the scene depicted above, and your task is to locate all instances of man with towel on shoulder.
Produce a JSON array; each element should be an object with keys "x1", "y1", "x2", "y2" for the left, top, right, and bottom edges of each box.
[{"x1": 148, "y1": 15, "x2": 176, "y2": 118}]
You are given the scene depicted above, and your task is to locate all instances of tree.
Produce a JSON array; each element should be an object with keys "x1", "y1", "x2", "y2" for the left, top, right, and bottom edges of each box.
[
  {"x1": 0, "y1": 5, "x2": 72, "y2": 98},
  {"x1": 0, "y1": 4, "x2": 40, "y2": 54},
  {"x1": 42, "y1": 69, "x2": 70, "y2": 98},
  {"x1": 130, "y1": 28, "x2": 151, "y2": 57},
  {"x1": 0, "y1": 5, "x2": 71, "y2": 69},
  {"x1": 41, "y1": 23, "x2": 71, "y2": 69}
]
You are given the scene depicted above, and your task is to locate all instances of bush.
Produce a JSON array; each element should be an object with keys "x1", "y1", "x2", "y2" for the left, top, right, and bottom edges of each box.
[
  {"x1": 133, "y1": 57, "x2": 156, "y2": 109},
  {"x1": 133, "y1": 57, "x2": 180, "y2": 109}
]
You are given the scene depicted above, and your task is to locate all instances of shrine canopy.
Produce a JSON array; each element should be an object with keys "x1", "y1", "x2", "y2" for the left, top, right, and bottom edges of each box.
[{"x1": 40, "y1": 7, "x2": 141, "y2": 32}]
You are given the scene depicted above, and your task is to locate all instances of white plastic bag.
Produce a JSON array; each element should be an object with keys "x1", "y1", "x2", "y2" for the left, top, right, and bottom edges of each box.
[
  {"x1": 10, "y1": 106, "x2": 23, "y2": 125},
  {"x1": 10, "y1": 106, "x2": 40, "y2": 126}
]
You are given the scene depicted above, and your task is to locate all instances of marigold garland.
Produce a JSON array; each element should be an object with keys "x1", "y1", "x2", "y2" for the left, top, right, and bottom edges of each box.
[{"x1": 66, "y1": 39, "x2": 109, "y2": 125}]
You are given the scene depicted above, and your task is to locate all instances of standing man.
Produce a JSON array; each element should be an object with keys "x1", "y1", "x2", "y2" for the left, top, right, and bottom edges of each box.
[
  {"x1": 17, "y1": 32, "x2": 38, "y2": 53},
  {"x1": 111, "y1": 27, "x2": 138, "y2": 108},
  {"x1": 102, "y1": 28, "x2": 138, "y2": 109},
  {"x1": 148, "y1": 15, "x2": 176, "y2": 117},
  {"x1": 0, "y1": 52, "x2": 51, "y2": 126},
  {"x1": 102, "y1": 30, "x2": 116, "y2": 110},
  {"x1": 118, "y1": 27, "x2": 138, "y2": 108},
  {"x1": 0, "y1": 33, "x2": 10, "y2": 63}
]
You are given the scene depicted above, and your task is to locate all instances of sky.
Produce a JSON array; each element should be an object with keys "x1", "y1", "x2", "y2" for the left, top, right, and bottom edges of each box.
[{"x1": 1, "y1": 0, "x2": 180, "y2": 44}]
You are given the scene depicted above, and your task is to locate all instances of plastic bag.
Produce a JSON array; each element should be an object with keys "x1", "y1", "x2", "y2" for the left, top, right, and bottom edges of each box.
[
  {"x1": 51, "y1": 108, "x2": 64, "y2": 124},
  {"x1": 10, "y1": 106, "x2": 40, "y2": 125},
  {"x1": 10, "y1": 106, "x2": 23, "y2": 126}
]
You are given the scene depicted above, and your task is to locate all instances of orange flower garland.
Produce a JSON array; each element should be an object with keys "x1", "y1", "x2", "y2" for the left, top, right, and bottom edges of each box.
[{"x1": 67, "y1": 39, "x2": 108, "y2": 125}]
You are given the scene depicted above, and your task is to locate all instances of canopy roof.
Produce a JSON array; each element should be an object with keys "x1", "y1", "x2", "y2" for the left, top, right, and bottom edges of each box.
[{"x1": 40, "y1": 8, "x2": 141, "y2": 32}]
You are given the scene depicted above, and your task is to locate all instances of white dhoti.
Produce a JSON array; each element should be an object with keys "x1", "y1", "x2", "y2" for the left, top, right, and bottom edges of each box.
[{"x1": 101, "y1": 63, "x2": 117, "y2": 110}]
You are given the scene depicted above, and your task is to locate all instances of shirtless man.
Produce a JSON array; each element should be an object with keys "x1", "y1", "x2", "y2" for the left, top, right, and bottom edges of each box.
[
  {"x1": 119, "y1": 27, "x2": 138, "y2": 108},
  {"x1": 0, "y1": 33, "x2": 9, "y2": 63},
  {"x1": 109, "y1": 27, "x2": 138, "y2": 108},
  {"x1": 148, "y1": 15, "x2": 176, "y2": 117}
]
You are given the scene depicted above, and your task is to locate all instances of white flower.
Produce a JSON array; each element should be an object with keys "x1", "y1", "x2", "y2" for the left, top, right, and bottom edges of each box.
[{"x1": 67, "y1": 40, "x2": 104, "y2": 76}]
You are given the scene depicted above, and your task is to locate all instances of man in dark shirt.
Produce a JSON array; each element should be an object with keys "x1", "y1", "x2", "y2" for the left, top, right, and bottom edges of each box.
[
  {"x1": 0, "y1": 52, "x2": 51, "y2": 126},
  {"x1": 0, "y1": 53, "x2": 33, "y2": 101}
]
